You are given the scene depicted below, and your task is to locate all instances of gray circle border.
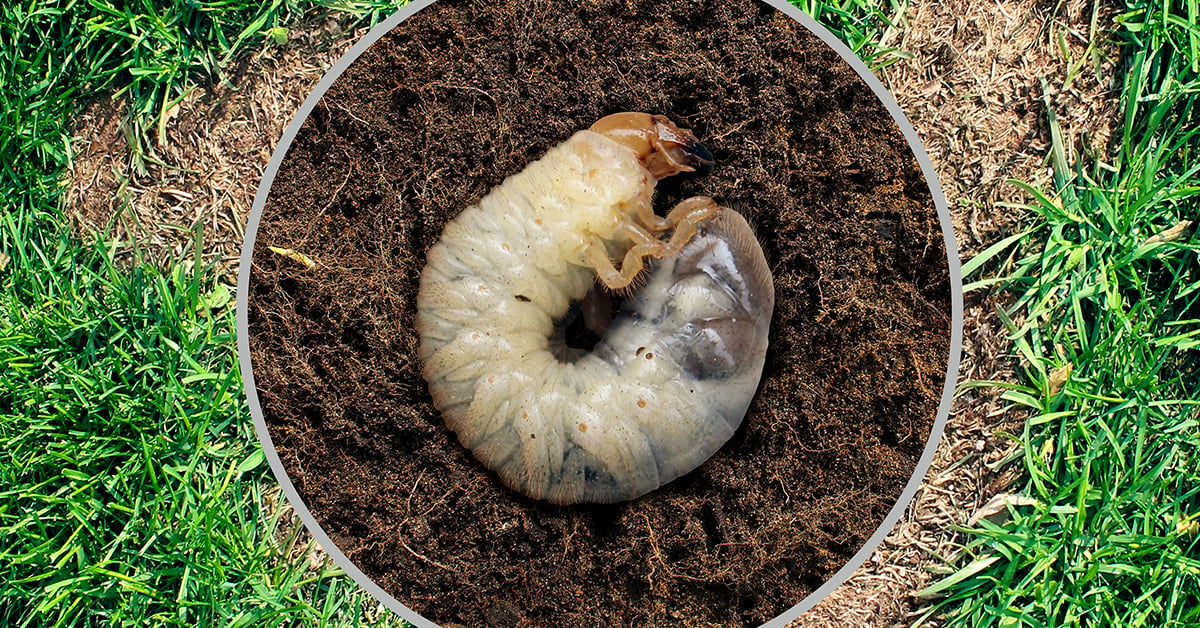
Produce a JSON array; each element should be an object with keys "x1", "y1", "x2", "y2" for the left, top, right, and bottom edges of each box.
[{"x1": 235, "y1": 1, "x2": 964, "y2": 626}]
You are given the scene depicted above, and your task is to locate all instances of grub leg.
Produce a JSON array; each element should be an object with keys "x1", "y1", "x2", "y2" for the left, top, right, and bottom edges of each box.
[
  {"x1": 654, "y1": 196, "x2": 723, "y2": 258},
  {"x1": 587, "y1": 198, "x2": 723, "y2": 290},
  {"x1": 586, "y1": 240, "x2": 658, "y2": 291}
]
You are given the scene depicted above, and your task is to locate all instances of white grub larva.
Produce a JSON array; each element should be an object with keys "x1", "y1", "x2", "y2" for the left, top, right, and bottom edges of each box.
[{"x1": 414, "y1": 113, "x2": 774, "y2": 505}]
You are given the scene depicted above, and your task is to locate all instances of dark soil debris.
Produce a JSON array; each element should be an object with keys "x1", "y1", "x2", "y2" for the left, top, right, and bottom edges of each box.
[{"x1": 246, "y1": 0, "x2": 951, "y2": 625}]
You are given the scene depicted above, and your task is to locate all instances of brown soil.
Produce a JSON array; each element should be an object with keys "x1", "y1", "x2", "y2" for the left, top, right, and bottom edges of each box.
[{"x1": 245, "y1": 0, "x2": 951, "y2": 626}]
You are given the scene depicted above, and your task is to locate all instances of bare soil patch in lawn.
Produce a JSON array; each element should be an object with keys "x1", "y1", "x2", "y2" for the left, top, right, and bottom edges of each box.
[{"x1": 66, "y1": 18, "x2": 365, "y2": 276}]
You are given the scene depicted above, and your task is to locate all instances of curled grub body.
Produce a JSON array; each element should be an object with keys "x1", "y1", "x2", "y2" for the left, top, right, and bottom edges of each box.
[{"x1": 415, "y1": 114, "x2": 773, "y2": 505}]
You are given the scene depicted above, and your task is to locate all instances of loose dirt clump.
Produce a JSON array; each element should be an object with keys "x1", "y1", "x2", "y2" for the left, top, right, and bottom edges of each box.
[{"x1": 246, "y1": 0, "x2": 951, "y2": 626}]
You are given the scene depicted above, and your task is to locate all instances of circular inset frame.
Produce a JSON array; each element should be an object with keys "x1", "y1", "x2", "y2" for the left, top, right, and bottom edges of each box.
[{"x1": 238, "y1": 0, "x2": 962, "y2": 625}]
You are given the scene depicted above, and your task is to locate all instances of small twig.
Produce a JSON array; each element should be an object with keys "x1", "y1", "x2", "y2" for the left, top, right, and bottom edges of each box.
[{"x1": 405, "y1": 469, "x2": 424, "y2": 515}]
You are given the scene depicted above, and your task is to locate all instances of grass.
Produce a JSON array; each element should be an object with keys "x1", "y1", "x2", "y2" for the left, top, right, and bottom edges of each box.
[
  {"x1": 915, "y1": 0, "x2": 1200, "y2": 624},
  {"x1": 0, "y1": 0, "x2": 910, "y2": 626},
  {"x1": 0, "y1": 0, "x2": 413, "y2": 625},
  {"x1": 790, "y1": 0, "x2": 911, "y2": 70},
  {"x1": 0, "y1": 213, "x2": 405, "y2": 627}
]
